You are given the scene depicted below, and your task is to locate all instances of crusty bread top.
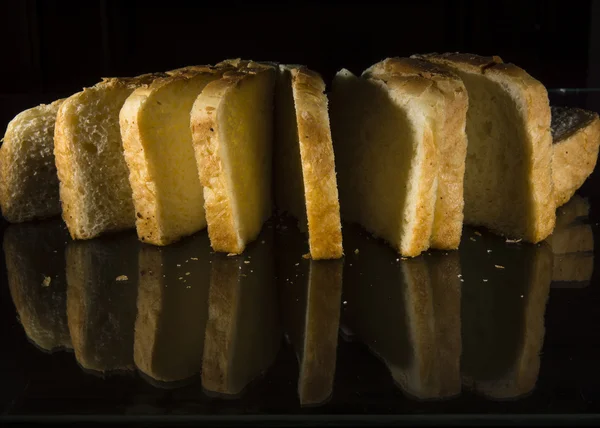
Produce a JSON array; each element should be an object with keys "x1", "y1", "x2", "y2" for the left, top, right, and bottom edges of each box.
[
  {"x1": 415, "y1": 52, "x2": 503, "y2": 72},
  {"x1": 364, "y1": 57, "x2": 460, "y2": 81},
  {"x1": 551, "y1": 106, "x2": 599, "y2": 143}
]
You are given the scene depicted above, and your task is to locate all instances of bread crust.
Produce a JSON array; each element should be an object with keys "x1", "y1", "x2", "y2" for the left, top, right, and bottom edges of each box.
[
  {"x1": 191, "y1": 71, "x2": 247, "y2": 254},
  {"x1": 365, "y1": 58, "x2": 468, "y2": 250},
  {"x1": 418, "y1": 53, "x2": 555, "y2": 243},
  {"x1": 288, "y1": 66, "x2": 343, "y2": 259},
  {"x1": 552, "y1": 112, "x2": 600, "y2": 207}
]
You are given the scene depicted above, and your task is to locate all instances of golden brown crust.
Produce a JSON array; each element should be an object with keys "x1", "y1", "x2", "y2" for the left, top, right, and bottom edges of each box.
[
  {"x1": 421, "y1": 53, "x2": 555, "y2": 243},
  {"x1": 365, "y1": 58, "x2": 467, "y2": 250},
  {"x1": 552, "y1": 114, "x2": 600, "y2": 207},
  {"x1": 289, "y1": 66, "x2": 343, "y2": 259},
  {"x1": 191, "y1": 74, "x2": 244, "y2": 254}
]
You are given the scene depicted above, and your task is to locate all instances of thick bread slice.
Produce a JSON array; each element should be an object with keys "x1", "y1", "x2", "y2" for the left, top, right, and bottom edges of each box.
[
  {"x1": 274, "y1": 65, "x2": 343, "y2": 259},
  {"x1": 133, "y1": 232, "x2": 211, "y2": 384},
  {"x1": 0, "y1": 99, "x2": 64, "y2": 222},
  {"x1": 120, "y1": 71, "x2": 223, "y2": 245},
  {"x1": 330, "y1": 69, "x2": 439, "y2": 257},
  {"x1": 551, "y1": 106, "x2": 600, "y2": 207},
  {"x1": 364, "y1": 58, "x2": 468, "y2": 250},
  {"x1": 417, "y1": 53, "x2": 555, "y2": 243},
  {"x1": 55, "y1": 74, "x2": 165, "y2": 240},
  {"x1": 191, "y1": 64, "x2": 276, "y2": 254},
  {"x1": 4, "y1": 220, "x2": 72, "y2": 352}
]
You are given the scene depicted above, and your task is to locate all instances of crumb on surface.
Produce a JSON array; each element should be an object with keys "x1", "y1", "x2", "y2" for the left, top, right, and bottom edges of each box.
[
  {"x1": 42, "y1": 276, "x2": 51, "y2": 287},
  {"x1": 474, "y1": 231, "x2": 482, "y2": 236},
  {"x1": 470, "y1": 237, "x2": 476, "y2": 242},
  {"x1": 495, "y1": 265, "x2": 505, "y2": 269},
  {"x1": 354, "y1": 249, "x2": 359, "y2": 255},
  {"x1": 191, "y1": 257, "x2": 199, "y2": 261},
  {"x1": 116, "y1": 275, "x2": 128, "y2": 282},
  {"x1": 506, "y1": 238, "x2": 522, "y2": 243},
  {"x1": 244, "y1": 261, "x2": 250, "y2": 264},
  {"x1": 302, "y1": 253, "x2": 311, "y2": 259}
]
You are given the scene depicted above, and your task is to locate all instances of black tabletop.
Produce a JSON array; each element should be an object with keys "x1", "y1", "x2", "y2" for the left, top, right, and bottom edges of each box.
[{"x1": 1, "y1": 188, "x2": 599, "y2": 425}]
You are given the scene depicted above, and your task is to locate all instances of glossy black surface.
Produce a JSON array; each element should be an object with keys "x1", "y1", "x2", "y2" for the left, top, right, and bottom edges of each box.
[{"x1": 1, "y1": 193, "x2": 599, "y2": 420}]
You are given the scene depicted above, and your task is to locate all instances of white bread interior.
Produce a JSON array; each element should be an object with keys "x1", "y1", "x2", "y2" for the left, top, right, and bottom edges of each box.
[
  {"x1": 191, "y1": 63, "x2": 276, "y2": 254},
  {"x1": 120, "y1": 71, "x2": 222, "y2": 246},
  {"x1": 330, "y1": 69, "x2": 439, "y2": 257},
  {"x1": 274, "y1": 65, "x2": 343, "y2": 259},
  {"x1": 363, "y1": 57, "x2": 468, "y2": 250},
  {"x1": 418, "y1": 53, "x2": 555, "y2": 243},
  {"x1": 0, "y1": 99, "x2": 64, "y2": 222},
  {"x1": 54, "y1": 74, "x2": 164, "y2": 240}
]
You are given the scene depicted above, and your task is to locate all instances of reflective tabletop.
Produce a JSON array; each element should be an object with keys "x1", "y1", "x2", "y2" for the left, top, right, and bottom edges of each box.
[{"x1": 1, "y1": 193, "x2": 599, "y2": 423}]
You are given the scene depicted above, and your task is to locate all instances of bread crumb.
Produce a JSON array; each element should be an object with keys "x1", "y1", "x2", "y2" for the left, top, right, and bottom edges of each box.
[
  {"x1": 469, "y1": 237, "x2": 476, "y2": 242},
  {"x1": 396, "y1": 258, "x2": 399, "y2": 262},
  {"x1": 302, "y1": 253, "x2": 311, "y2": 259},
  {"x1": 487, "y1": 249, "x2": 492, "y2": 253},
  {"x1": 42, "y1": 276, "x2": 51, "y2": 287},
  {"x1": 343, "y1": 301, "x2": 348, "y2": 305},
  {"x1": 483, "y1": 279, "x2": 488, "y2": 282},
  {"x1": 185, "y1": 272, "x2": 190, "y2": 275},
  {"x1": 176, "y1": 264, "x2": 181, "y2": 267},
  {"x1": 250, "y1": 270, "x2": 253, "y2": 273},
  {"x1": 244, "y1": 261, "x2": 250, "y2": 264},
  {"x1": 116, "y1": 275, "x2": 128, "y2": 281},
  {"x1": 179, "y1": 277, "x2": 183, "y2": 280},
  {"x1": 261, "y1": 240, "x2": 265, "y2": 244},
  {"x1": 457, "y1": 274, "x2": 462, "y2": 278},
  {"x1": 354, "y1": 249, "x2": 359, "y2": 255},
  {"x1": 494, "y1": 265, "x2": 505, "y2": 269},
  {"x1": 227, "y1": 253, "x2": 236, "y2": 257},
  {"x1": 190, "y1": 257, "x2": 198, "y2": 261},
  {"x1": 505, "y1": 238, "x2": 522, "y2": 243},
  {"x1": 474, "y1": 231, "x2": 482, "y2": 236}
]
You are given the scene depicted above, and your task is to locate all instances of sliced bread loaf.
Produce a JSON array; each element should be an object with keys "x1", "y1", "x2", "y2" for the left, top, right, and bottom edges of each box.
[
  {"x1": 416, "y1": 53, "x2": 555, "y2": 243},
  {"x1": 0, "y1": 99, "x2": 64, "y2": 222},
  {"x1": 191, "y1": 63, "x2": 276, "y2": 254},
  {"x1": 120, "y1": 70, "x2": 223, "y2": 245},
  {"x1": 274, "y1": 65, "x2": 343, "y2": 259},
  {"x1": 55, "y1": 74, "x2": 165, "y2": 240},
  {"x1": 551, "y1": 106, "x2": 600, "y2": 207},
  {"x1": 363, "y1": 58, "x2": 468, "y2": 250},
  {"x1": 330, "y1": 69, "x2": 439, "y2": 257}
]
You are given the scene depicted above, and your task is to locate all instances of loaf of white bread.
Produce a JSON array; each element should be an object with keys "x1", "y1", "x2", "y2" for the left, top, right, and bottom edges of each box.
[{"x1": 1, "y1": 54, "x2": 599, "y2": 257}]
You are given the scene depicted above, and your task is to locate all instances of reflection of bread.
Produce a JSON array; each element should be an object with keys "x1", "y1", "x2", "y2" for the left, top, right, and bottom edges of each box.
[
  {"x1": 273, "y1": 65, "x2": 342, "y2": 260},
  {"x1": 555, "y1": 195, "x2": 589, "y2": 228},
  {"x1": 460, "y1": 228, "x2": 552, "y2": 399},
  {"x1": 341, "y1": 224, "x2": 461, "y2": 399},
  {"x1": 4, "y1": 220, "x2": 71, "y2": 351},
  {"x1": 66, "y1": 233, "x2": 140, "y2": 373},
  {"x1": 330, "y1": 69, "x2": 438, "y2": 257},
  {"x1": 364, "y1": 58, "x2": 468, "y2": 250},
  {"x1": 120, "y1": 70, "x2": 223, "y2": 245},
  {"x1": 0, "y1": 99, "x2": 64, "y2": 222},
  {"x1": 419, "y1": 53, "x2": 555, "y2": 243},
  {"x1": 133, "y1": 232, "x2": 212, "y2": 384},
  {"x1": 276, "y1": 219, "x2": 343, "y2": 405},
  {"x1": 191, "y1": 63, "x2": 276, "y2": 254},
  {"x1": 552, "y1": 253, "x2": 594, "y2": 284},
  {"x1": 54, "y1": 74, "x2": 165, "y2": 240},
  {"x1": 201, "y1": 227, "x2": 281, "y2": 396},
  {"x1": 551, "y1": 107, "x2": 600, "y2": 207}
]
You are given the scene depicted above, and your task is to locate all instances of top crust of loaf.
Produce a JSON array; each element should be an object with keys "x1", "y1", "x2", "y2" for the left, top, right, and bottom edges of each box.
[
  {"x1": 286, "y1": 65, "x2": 343, "y2": 259},
  {"x1": 418, "y1": 53, "x2": 555, "y2": 243},
  {"x1": 364, "y1": 58, "x2": 468, "y2": 250},
  {"x1": 191, "y1": 64, "x2": 276, "y2": 254},
  {"x1": 551, "y1": 106, "x2": 598, "y2": 143}
]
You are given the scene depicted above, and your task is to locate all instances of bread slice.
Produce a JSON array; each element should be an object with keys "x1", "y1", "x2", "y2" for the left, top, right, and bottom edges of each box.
[
  {"x1": 4, "y1": 219, "x2": 72, "y2": 352},
  {"x1": 201, "y1": 228, "x2": 281, "y2": 396},
  {"x1": 0, "y1": 99, "x2": 64, "y2": 222},
  {"x1": 460, "y1": 226, "x2": 552, "y2": 399},
  {"x1": 417, "y1": 53, "x2": 555, "y2": 243},
  {"x1": 551, "y1": 106, "x2": 600, "y2": 207},
  {"x1": 340, "y1": 224, "x2": 462, "y2": 400},
  {"x1": 54, "y1": 74, "x2": 164, "y2": 240},
  {"x1": 330, "y1": 69, "x2": 439, "y2": 257},
  {"x1": 120, "y1": 70, "x2": 223, "y2": 245},
  {"x1": 363, "y1": 58, "x2": 468, "y2": 250},
  {"x1": 191, "y1": 63, "x2": 276, "y2": 254},
  {"x1": 66, "y1": 232, "x2": 139, "y2": 373},
  {"x1": 133, "y1": 232, "x2": 211, "y2": 385},
  {"x1": 275, "y1": 215, "x2": 343, "y2": 405},
  {"x1": 273, "y1": 65, "x2": 342, "y2": 259}
]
